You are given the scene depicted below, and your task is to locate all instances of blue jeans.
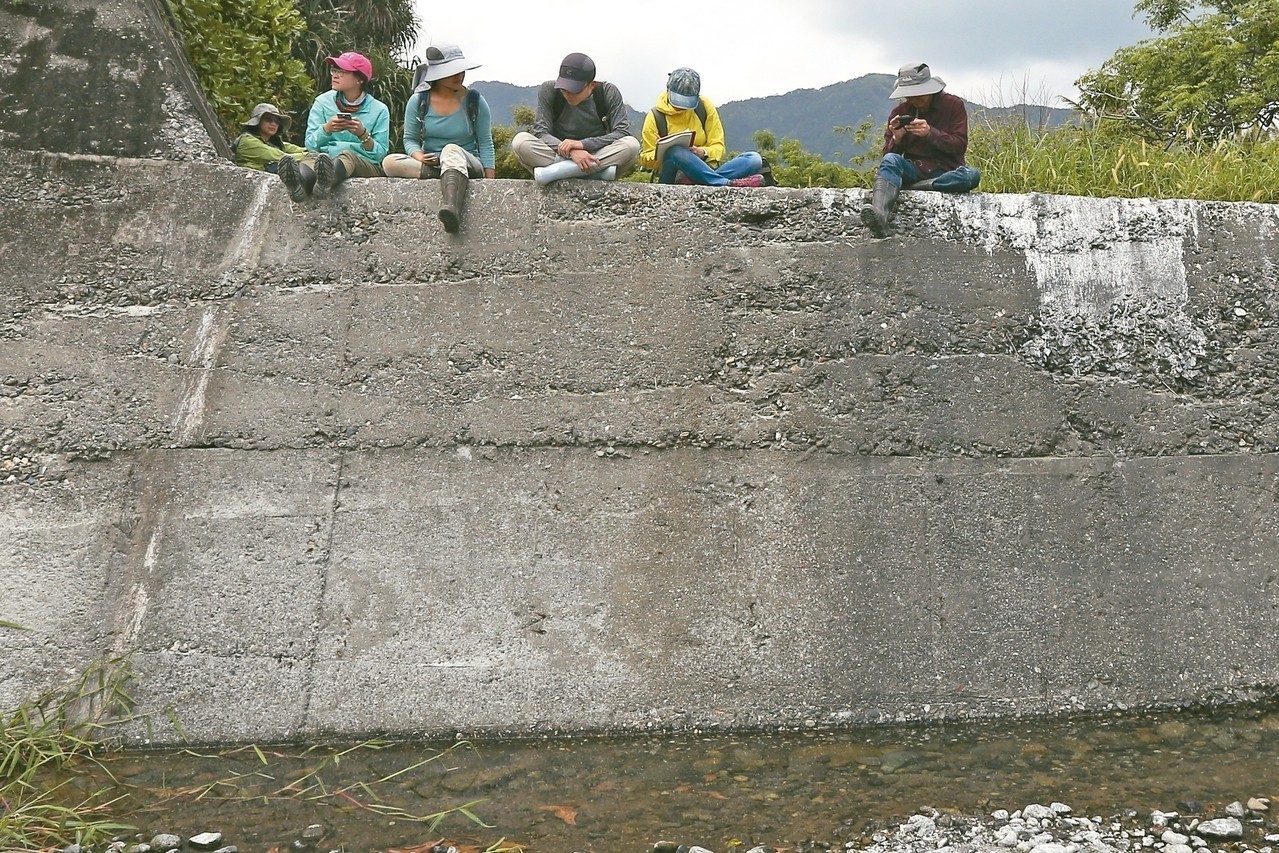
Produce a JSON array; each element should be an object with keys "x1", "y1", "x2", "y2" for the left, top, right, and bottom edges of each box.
[
  {"x1": 660, "y1": 146, "x2": 763, "y2": 186},
  {"x1": 876, "y1": 152, "x2": 980, "y2": 192}
]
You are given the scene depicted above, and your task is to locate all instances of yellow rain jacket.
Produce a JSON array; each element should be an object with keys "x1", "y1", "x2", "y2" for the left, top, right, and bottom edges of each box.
[{"x1": 640, "y1": 92, "x2": 727, "y2": 170}]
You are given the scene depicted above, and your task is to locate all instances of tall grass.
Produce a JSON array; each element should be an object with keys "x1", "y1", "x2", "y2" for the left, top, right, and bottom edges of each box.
[
  {"x1": 0, "y1": 657, "x2": 135, "y2": 852},
  {"x1": 969, "y1": 116, "x2": 1279, "y2": 203}
]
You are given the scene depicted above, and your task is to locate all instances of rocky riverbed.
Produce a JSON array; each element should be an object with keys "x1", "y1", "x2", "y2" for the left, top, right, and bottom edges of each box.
[{"x1": 56, "y1": 796, "x2": 1275, "y2": 853}]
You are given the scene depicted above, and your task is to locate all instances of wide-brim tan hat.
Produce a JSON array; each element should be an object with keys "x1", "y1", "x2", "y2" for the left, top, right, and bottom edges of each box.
[
  {"x1": 889, "y1": 62, "x2": 946, "y2": 99},
  {"x1": 242, "y1": 102, "x2": 291, "y2": 132}
]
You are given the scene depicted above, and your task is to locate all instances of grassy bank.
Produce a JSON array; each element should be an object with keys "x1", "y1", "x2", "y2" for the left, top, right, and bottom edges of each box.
[{"x1": 0, "y1": 654, "x2": 134, "y2": 852}]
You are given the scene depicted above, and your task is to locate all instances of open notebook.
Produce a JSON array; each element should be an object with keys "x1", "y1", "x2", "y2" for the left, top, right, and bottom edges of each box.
[{"x1": 654, "y1": 130, "x2": 694, "y2": 168}]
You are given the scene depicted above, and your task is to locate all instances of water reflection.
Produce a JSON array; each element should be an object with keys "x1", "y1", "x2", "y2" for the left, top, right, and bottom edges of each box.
[{"x1": 93, "y1": 704, "x2": 1278, "y2": 852}]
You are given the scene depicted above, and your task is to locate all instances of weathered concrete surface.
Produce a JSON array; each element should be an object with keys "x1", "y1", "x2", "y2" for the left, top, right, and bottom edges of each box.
[
  {"x1": 2, "y1": 149, "x2": 1278, "y2": 744},
  {"x1": 0, "y1": 0, "x2": 225, "y2": 160}
]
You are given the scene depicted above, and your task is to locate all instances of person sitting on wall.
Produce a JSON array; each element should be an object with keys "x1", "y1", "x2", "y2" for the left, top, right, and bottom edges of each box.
[
  {"x1": 233, "y1": 103, "x2": 306, "y2": 173},
  {"x1": 640, "y1": 67, "x2": 771, "y2": 187},
  {"x1": 861, "y1": 62, "x2": 981, "y2": 238},
  {"x1": 277, "y1": 51, "x2": 390, "y2": 203},
  {"x1": 382, "y1": 42, "x2": 495, "y2": 233},
  {"x1": 510, "y1": 52, "x2": 640, "y2": 186}
]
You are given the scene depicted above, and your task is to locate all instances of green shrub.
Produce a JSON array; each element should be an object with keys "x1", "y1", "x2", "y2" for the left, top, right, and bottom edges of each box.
[{"x1": 165, "y1": 0, "x2": 313, "y2": 137}]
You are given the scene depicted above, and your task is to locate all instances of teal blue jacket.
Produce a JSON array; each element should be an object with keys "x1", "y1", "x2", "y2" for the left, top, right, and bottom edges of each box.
[{"x1": 304, "y1": 90, "x2": 390, "y2": 164}]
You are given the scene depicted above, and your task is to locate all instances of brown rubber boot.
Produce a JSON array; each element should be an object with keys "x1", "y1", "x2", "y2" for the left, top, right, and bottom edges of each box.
[
  {"x1": 438, "y1": 170, "x2": 468, "y2": 233},
  {"x1": 860, "y1": 176, "x2": 899, "y2": 238}
]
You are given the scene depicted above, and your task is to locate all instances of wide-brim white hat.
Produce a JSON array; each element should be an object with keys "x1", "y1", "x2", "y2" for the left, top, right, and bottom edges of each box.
[{"x1": 420, "y1": 42, "x2": 481, "y2": 83}]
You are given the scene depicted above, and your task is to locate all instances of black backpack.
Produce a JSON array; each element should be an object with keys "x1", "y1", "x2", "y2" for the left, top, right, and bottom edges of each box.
[
  {"x1": 550, "y1": 84, "x2": 612, "y2": 132},
  {"x1": 650, "y1": 101, "x2": 708, "y2": 137}
]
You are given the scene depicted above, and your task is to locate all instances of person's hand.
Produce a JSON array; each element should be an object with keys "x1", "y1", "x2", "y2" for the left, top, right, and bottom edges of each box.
[
  {"x1": 909, "y1": 119, "x2": 930, "y2": 136},
  {"x1": 345, "y1": 117, "x2": 366, "y2": 137},
  {"x1": 692, "y1": 146, "x2": 708, "y2": 160},
  {"x1": 324, "y1": 115, "x2": 349, "y2": 133},
  {"x1": 556, "y1": 138, "x2": 584, "y2": 157},
  {"x1": 412, "y1": 151, "x2": 439, "y2": 166},
  {"x1": 569, "y1": 148, "x2": 599, "y2": 171}
]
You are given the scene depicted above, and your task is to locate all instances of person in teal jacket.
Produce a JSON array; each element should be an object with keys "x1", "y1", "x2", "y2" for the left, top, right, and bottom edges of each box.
[
  {"x1": 233, "y1": 103, "x2": 306, "y2": 172},
  {"x1": 382, "y1": 43, "x2": 494, "y2": 233},
  {"x1": 277, "y1": 51, "x2": 390, "y2": 202}
]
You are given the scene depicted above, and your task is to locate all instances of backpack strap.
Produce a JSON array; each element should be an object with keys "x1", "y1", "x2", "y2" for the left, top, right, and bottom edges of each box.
[
  {"x1": 651, "y1": 100, "x2": 708, "y2": 139},
  {"x1": 551, "y1": 84, "x2": 613, "y2": 132},
  {"x1": 417, "y1": 87, "x2": 481, "y2": 131},
  {"x1": 651, "y1": 108, "x2": 668, "y2": 138}
]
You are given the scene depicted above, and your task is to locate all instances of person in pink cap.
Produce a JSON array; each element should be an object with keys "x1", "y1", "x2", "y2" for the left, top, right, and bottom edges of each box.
[{"x1": 276, "y1": 51, "x2": 391, "y2": 202}]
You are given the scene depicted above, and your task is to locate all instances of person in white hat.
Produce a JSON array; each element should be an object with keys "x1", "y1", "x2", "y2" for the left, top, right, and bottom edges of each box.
[
  {"x1": 861, "y1": 62, "x2": 981, "y2": 237},
  {"x1": 382, "y1": 42, "x2": 494, "y2": 233}
]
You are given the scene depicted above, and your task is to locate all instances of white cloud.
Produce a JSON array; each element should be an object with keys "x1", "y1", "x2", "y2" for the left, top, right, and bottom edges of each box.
[{"x1": 408, "y1": 0, "x2": 1152, "y2": 108}]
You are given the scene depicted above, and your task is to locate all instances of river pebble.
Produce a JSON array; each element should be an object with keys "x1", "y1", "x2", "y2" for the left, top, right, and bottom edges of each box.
[{"x1": 53, "y1": 794, "x2": 1279, "y2": 853}]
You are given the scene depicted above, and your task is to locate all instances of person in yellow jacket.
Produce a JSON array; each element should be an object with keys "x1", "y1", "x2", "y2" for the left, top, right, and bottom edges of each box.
[{"x1": 640, "y1": 67, "x2": 769, "y2": 186}]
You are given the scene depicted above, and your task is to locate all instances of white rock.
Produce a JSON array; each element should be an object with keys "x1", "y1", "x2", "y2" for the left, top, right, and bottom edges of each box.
[
  {"x1": 1163, "y1": 832, "x2": 1191, "y2": 845},
  {"x1": 1168, "y1": 845, "x2": 1194, "y2": 853},
  {"x1": 1029, "y1": 844, "x2": 1074, "y2": 853},
  {"x1": 1248, "y1": 799, "x2": 1270, "y2": 813},
  {"x1": 1026, "y1": 805, "x2": 1057, "y2": 821},
  {"x1": 1052, "y1": 803, "x2": 1075, "y2": 816},
  {"x1": 1197, "y1": 819, "x2": 1243, "y2": 840}
]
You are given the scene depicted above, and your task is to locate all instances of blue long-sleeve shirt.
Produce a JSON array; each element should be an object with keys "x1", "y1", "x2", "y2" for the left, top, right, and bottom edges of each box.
[
  {"x1": 401, "y1": 89, "x2": 495, "y2": 170},
  {"x1": 305, "y1": 90, "x2": 390, "y2": 164}
]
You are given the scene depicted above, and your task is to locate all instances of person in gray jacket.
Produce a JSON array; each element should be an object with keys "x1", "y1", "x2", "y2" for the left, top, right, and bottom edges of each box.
[{"x1": 511, "y1": 52, "x2": 640, "y2": 185}]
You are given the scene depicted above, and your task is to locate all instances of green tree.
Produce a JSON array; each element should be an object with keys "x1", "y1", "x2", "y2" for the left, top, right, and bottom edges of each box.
[
  {"x1": 165, "y1": 0, "x2": 313, "y2": 135},
  {"x1": 752, "y1": 129, "x2": 869, "y2": 188},
  {"x1": 493, "y1": 104, "x2": 535, "y2": 179},
  {"x1": 1073, "y1": 0, "x2": 1279, "y2": 143}
]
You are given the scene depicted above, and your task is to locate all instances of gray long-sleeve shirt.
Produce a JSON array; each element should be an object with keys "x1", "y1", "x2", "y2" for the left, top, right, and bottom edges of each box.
[{"x1": 531, "y1": 80, "x2": 633, "y2": 152}]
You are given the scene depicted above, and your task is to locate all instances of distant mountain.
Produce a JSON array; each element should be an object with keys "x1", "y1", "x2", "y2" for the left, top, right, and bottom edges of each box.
[{"x1": 472, "y1": 75, "x2": 1076, "y2": 165}]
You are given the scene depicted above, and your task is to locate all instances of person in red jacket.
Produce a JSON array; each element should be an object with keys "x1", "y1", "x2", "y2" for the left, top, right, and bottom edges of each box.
[{"x1": 862, "y1": 62, "x2": 981, "y2": 238}]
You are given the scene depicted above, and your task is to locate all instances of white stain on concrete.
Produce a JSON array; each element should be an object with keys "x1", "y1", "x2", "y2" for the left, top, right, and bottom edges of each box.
[{"x1": 172, "y1": 306, "x2": 225, "y2": 443}]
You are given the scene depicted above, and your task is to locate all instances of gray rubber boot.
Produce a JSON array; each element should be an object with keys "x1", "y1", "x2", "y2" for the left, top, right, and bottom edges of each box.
[
  {"x1": 860, "y1": 176, "x2": 899, "y2": 238},
  {"x1": 438, "y1": 169, "x2": 468, "y2": 233}
]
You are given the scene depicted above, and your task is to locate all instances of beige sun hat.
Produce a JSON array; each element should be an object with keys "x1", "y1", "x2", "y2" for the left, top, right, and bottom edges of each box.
[
  {"x1": 242, "y1": 103, "x2": 291, "y2": 132},
  {"x1": 889, "y1": 62, "x2": 946, "y2": 99}
]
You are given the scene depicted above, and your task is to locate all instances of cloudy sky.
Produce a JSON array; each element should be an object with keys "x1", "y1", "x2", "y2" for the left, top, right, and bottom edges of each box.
[{"x1": 408, "y1": 0, "x2": 1154, "y2": 109}]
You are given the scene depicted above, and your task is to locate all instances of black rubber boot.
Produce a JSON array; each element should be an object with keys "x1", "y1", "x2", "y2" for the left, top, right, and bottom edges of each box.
[
  {"x1": 438, "y1": 169, "x2": 468, "y2": 233},
  {"x1": 860, "y1": 176, "x2": 899, "y2": 238},
  {"x1": 312, "y1": 154, "x2": 335, "y2": 200},
  {"x1": 277, "y1": 155, "x2": 307, "y2": 202}
]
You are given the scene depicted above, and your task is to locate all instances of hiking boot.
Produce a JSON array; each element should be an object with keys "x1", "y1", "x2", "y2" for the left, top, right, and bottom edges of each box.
[
  {"x1": 312, "y1": 153, "x2": 335, "y2": 200},
  {"x1": 727, "y1": 175, "x2": 764, "y2": 188},
  {"x1": 860, "y1": 176, "x2": 898, "y2": 238},
  {"x1": 759, "y1": 157, "x2": 777, "y2": 186},
  {"x1": 276, "y1": 155, "x2": 306, "y2": 202}
]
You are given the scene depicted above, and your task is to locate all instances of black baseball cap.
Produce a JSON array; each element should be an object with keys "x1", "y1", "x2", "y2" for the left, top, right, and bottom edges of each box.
[{"x1": 555, "y1": 52, "x2": 596, "y2": 94}]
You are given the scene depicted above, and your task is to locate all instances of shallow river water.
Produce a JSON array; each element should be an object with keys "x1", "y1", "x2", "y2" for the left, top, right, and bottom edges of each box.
[{"x1": 94, "y1": 704, "x2": 1278, "y2": 852}]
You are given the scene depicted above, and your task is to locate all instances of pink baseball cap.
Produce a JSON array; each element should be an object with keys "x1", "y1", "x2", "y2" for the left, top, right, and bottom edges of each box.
[{"x1": 325, "y1": 52, "x2": 374, "y2": 81}]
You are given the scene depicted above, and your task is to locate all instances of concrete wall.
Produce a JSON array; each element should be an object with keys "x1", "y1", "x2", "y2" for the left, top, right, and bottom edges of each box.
[
  {"x1": 0, "y1": 0, "x2": 225, "y2": 160},
  {"x1": 2, "y1": 148, "x2": 1277, "y2": 743}
]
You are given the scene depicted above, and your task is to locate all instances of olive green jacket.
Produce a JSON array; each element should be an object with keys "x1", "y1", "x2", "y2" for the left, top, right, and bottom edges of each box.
[{"x1": 234, "y1": 132, "x2": 307, "y2": 171}]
